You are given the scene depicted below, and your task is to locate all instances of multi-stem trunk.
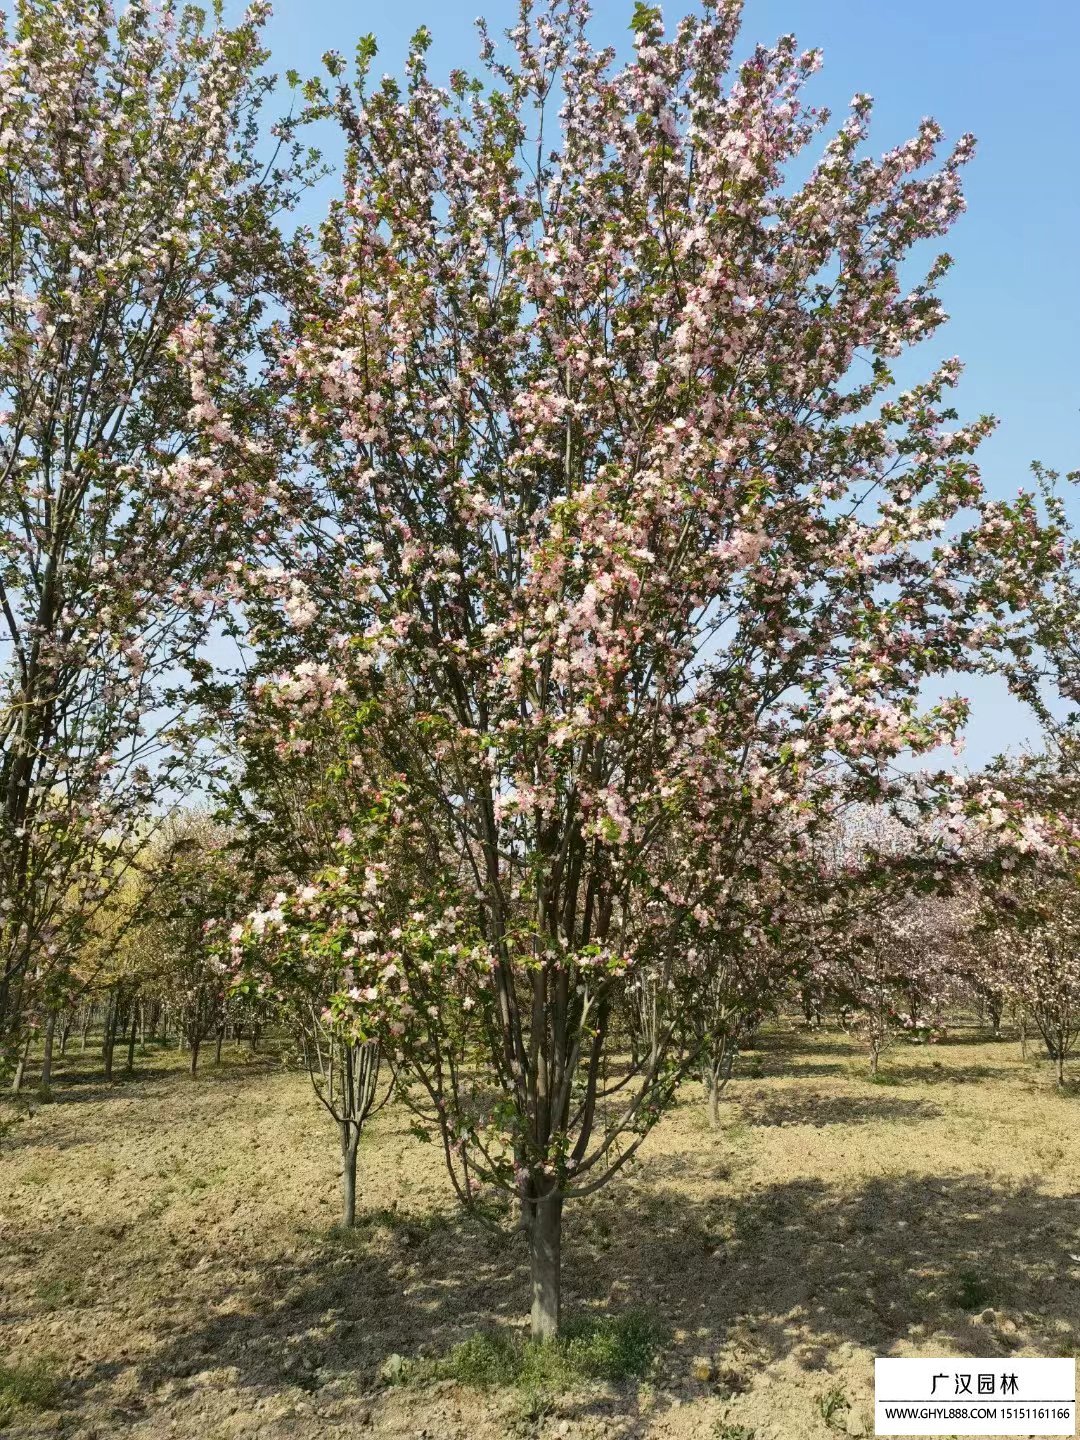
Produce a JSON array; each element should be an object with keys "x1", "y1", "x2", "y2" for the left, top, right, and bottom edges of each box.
[
  {"x1": 341, "y1": 1122, "x2": 360, "y2": 1227},
  {"x1": 529, "y1": 1191, "x2": 563, "y2": 1341}
]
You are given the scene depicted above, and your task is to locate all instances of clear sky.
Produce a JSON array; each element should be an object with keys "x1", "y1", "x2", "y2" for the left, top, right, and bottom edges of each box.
[{"x1": 250, "y1": 0, "x2": 1080, "y2": 768}]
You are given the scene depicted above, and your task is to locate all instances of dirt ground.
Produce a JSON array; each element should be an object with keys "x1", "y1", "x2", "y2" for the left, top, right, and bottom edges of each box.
[{"x1": 1, "y1": 1024, "x2": 1078, "y2": 1440}]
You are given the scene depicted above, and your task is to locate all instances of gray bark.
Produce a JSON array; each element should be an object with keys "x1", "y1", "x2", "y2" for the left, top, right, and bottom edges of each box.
[
  {"x1": 102, "y1": 991, "x2": 120, "y2": 1081},
  {"x1": 341, "y1": 1123, "x2": 360, "y2": 1227},
  {"x1": 126, "y1": 1006, "x2": 138, "y2": 1073},
  {"x1": 529, "y1": 1193, "x2": 563, "y2": 1340},
  {"x1": 11, "y1": 1028, "x2": 31, "y2": 1093},
  {"x1": 40, "y1": 1010, "x2": 56, "y2": 1091}
]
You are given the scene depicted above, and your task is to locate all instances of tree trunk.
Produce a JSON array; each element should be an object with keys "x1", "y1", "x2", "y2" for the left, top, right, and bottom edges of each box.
[
  {"x1": 103, "y1": 991, "x2": 120, "y2": 1081},
  {"x1": 189, "y1": 1035, "x2": 200, "y2": 1076},
  {"x1": 869, "y1": 1045, "x2": 879, "y2": 1078},
  {"x1": 60, "y1": 1011, "x2": 72, "y2": 1056},
  {"x1": 341, "y1": 1123, "x2": 360, "y2": 1227},
  {"x1": 529, "y1": 1192, "x2": 563, "y2": 1341},
  {"x1": 703, "y1": 1066, "x2": 720, "y2": 1129},
  {"x1": 215, "y1": 1026, "x2": 224, "y2": 1066},
  {"x1": 40, "y1": 1010, "x2": 56, "y2": 1091},
  {"x1": 80, "y1": 1004, "x2": 92, "y2": 1051},
  {"x1": 126, "y1": 1007, "x2": 138, "y2": 1073},
  {"x1": 1057, "y1": 1048, "x2": 1065, "y2": 1088},
  {"x1": 11, "y1": 1029, "x2": 31, "y2": 1093}
]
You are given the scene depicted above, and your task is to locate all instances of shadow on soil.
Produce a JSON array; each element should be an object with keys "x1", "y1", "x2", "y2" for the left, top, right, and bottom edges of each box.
[
  {"x1": 35, "y1": 1171, "x2": 1079, "y2": 1436},
  {"x1": 737, "y1": 1092, "x2": 943, "y2": 1128}
]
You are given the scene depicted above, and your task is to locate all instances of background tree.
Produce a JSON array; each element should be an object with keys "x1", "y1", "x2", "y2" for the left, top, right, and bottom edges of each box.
[
  {"x1": 0, "y1": 0, "x2": 310, "y2": 1074},
  {"x1": 983, "y1": 871, "x2": 1080, "y2": 1086}
]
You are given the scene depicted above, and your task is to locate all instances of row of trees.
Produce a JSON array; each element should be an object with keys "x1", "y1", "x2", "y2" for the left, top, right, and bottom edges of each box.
[{"x1": 3, "y1": 0, "x2": 1079, "y2": 1338}]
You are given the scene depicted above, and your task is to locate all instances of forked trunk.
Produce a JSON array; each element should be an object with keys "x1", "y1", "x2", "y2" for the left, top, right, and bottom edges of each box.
[
  {"x1": 341, "y1": 1123, "x2": 360, "y2": 1227},
  {"x1": 529, "y1": 1192, "x2": 563, "y2": 1341}
]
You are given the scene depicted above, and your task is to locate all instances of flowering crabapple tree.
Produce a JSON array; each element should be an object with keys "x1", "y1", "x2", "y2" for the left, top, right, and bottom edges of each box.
[
  {"x1": 233, "y1": 879, "x2": 397, "y2": 1228},
  {"x1": 682, "y1": 914, "x2": 784, "y2": 1127},
  {"x1": 795, "y1": 807, "x2": 994, "y2": 1073},
  {"x1": 138, "y1": 813, "x2": 240, "y2": 1077},
  {"x1": 981, "y1": 869, "x2": 1080, "y2": 1087},
  {"x1": 832, "y1": 895, "x2": 963, "y2": 1075},
  {"x1": 196, "y1": 1, "x2": 1050, "y2": 1336},
  {"x1": 0, "y1": 0, "x2": 311, "y2": 1074}
]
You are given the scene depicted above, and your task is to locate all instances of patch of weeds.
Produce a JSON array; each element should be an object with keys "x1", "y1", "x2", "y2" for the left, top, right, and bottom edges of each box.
[
  {"x1": 724, "y1": 1119, "x2": 751, "y2": 1146},
  {"x1": 953, "y1": 1269, "x2": 995, "y2": 1312},
  {"x1": 0, "y1": 1360, "x2": 58, "y2": 1424},
  {"x1": 714, "y1": 1423, "x2": 757, "y2": 1440},
  {"x1": 363, "y1": 1206, "x2": 455, "y2": 1242},
  {"x1": 507, "y1": 1385, "x2": 556, "y2": 1436},
  {"x1": 417, "y1": 1310, "x2": 667, "y2": 1392},
  {"x1": 818, "y1": 1383, "x2": 850, "y2": 1428},
  {"x1": 869, "y1": 1070, "x2": 902, "y2": 1086},
  {"x1": 21, "y1": 1165, "x2": 48, "y2": 1186},
  {"x1": 35, "y1": 1275, "x2": 84, "y2": 1312}
]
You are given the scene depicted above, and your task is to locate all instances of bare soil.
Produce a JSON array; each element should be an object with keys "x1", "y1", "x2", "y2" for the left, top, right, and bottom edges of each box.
[{"x1": 1, "y1": 1025, "x2": 1077, "y2": 1439}]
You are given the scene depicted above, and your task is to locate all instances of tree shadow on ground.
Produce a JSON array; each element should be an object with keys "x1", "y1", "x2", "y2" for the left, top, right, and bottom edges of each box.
[
  {"x1": 875, "y1": 1059, "x2": 1016, "y2": 1086},
  {"x1": 736, "y1": 1092, "x2": 942, "y2": 1128},
  {"x1": 752, "y1": 1030, "x2": 861, "y2": 1059},
  {"x1": 9, "y1": 1050, "x2": 282, "y2": 1109},
  {"x1": 30, "y1": 1171, "x2": 1079, "y2": 1437}
]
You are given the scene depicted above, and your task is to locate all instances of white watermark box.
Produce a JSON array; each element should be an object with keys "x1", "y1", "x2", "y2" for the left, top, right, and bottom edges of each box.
[{"x1": 875, "y1": 1357, "x2": 1076, "y2": 1435}]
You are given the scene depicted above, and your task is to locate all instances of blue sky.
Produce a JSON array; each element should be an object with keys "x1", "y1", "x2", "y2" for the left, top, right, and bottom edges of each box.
[{"x1": 251, "y1": 0, "x2": 1080, "y2": 767}]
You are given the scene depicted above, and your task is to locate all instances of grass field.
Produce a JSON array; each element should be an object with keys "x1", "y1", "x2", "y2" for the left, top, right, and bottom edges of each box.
[{"x1": 1, "y1": 1025, "x2": 1077, "y2": 1439}]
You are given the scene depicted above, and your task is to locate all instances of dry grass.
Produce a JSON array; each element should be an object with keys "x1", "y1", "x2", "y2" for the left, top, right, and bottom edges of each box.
[{"x1": 1, "y1": 1024, "x2": 1077, "y2": 1439}]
